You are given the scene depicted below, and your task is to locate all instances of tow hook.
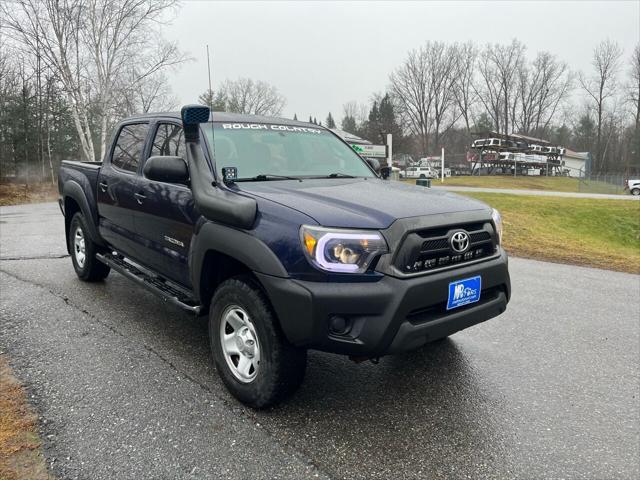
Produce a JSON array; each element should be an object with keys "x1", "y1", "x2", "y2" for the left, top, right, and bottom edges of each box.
[{"x1": 348, "y1": 356, "x2": 380, "y2": 365}]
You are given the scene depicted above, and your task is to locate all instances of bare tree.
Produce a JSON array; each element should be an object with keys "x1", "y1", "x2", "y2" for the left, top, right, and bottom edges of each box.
[
  {"x1": 389, "y1": 47, "x2": 431, "y2": 154},
  {"x1": 218, "y1": 78, "x2": 285, "y2": 116},
  {"x1": 117, "y1": 70, "x2": 177, "y2": 117},
  {"x1": 579, "y1": 39, "x2": 623, "y2": 171},
  {"x1": 475, "y1": 39, "x2": 526, "y2": 136},
  {"x1": 515, "y1": 51, "x2": 572, "y2": 136},
  {"x1": 629, "y1": 44, "x2": 640, "y2": 129},
  {"x1": 452, "y1": 41, "x2": 478, "y2": 135},
  {"x1": 342, "y1": 100, "x2": 368, "y2": 126},
  {"x1": 83, "y1": 0, "x2": 185, "y2": 159},
  {"x1": 427, "y1": 42, "x2": 458, "y2": 150}
]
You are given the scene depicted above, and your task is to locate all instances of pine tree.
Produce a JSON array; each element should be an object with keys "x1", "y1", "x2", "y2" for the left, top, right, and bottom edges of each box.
[
  {"x1": 365, "y1": 101, "x2": 380, "y2": 142},
  {"x1": 309, "y1": 115, "x2": 313, "y2": 123},
  {"x1": 378, "y1": 94, "x2": 403, "y2": 148},
  {"x1": 293, "y1": 113, "x2": 298, "y2": 121},
  {"x1": 198, "y1": 89, "x2": 226, "y2": 111},
  {"x1": 313, "y1": 117, "x2": 317, "y2": 125},
  {"x1": 325, "y1": 112, "x2": 336, "y2": 129},
  {"x1": 341, "y1": 115, "x2": 357, "y2": 133}
]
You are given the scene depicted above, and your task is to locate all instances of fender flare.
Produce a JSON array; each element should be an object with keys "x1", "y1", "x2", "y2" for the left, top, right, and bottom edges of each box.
[
  {"x1": 62, "y1": 181, "x2": 104, "y2": 247},
  {"x1": 190, "y1": 221, "x2": 288, "y2": 301}
]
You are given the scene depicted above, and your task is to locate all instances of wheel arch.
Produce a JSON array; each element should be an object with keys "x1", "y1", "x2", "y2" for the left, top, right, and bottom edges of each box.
[
  {"x1": 191, "y1": 222, "x2": 288, "y2": 309},
  {"x1": 62, "y1": 181, "x2": 104, "y2": 252}
]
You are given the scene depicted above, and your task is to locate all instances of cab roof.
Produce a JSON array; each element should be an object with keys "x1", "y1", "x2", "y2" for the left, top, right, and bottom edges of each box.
[{"x1": 125, "y1": 111, "x2": 322, "y2": 128}]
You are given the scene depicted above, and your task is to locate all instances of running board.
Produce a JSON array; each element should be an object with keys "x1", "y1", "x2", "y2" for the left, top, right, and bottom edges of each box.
[{"x1": 96, "y1": 253, "x2": 202, "y2": 315}]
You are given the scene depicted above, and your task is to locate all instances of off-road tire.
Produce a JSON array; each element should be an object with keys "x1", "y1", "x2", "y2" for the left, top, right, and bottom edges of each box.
[
  {"x1": 210, "y1": 276, "x2": 307, "y2": 408},
  {"x1": 68, "y1": 212, "x2": 110, "y2": 282}
]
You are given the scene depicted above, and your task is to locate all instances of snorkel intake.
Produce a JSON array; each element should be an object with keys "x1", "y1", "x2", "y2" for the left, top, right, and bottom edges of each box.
[{"x1": 181, "y1": 105, "x2": 257, "y2": 229}]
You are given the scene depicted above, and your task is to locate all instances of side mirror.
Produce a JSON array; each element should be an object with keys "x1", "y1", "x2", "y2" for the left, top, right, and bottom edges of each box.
[
  {"x1": 366, "y1": 158, "x2": 381, "y2": 173},
  {"x1": 379, "y1": 166, "x2": 392, "y2": 180},
  {"x1": 143, "y1": 156, "x2": 189, "y2": 184}
]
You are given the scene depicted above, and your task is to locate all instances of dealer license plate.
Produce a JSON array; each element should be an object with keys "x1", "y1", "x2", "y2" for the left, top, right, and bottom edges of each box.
[{"x1": 447, "y1": 276, "x2": 482, "y2": 310}]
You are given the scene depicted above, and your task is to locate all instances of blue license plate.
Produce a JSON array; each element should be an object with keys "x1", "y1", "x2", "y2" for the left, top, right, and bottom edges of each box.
[{"x1": 447, "y1": 276, "x2": 482, "y2": 310}]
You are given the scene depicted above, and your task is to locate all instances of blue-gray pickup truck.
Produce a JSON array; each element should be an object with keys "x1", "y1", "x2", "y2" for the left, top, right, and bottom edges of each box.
[{"x1": 58, "y1": 105, "x2": 511, "y2": 408}]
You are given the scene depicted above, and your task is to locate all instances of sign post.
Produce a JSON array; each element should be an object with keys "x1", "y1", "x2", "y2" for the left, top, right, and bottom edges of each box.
[{"x1": 441, "y1": 147, "x2": 444, "y2": 183}]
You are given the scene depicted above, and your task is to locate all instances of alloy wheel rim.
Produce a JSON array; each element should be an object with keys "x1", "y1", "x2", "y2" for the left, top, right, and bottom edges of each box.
[
  {"x1": 74, "y1": 227, "x2": 86, "y2": 268},
  {"x1": 220, "y1": 305, "x2": 260, "y2": 383}
]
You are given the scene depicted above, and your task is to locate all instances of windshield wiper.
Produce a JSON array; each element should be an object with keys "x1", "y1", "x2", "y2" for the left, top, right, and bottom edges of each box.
[
  {"x1": 327, "y1": 173, "x2": 356, "y2": 178},
  {"x1": 236, "y1": 173, "x2": 301, "y2": 182}
]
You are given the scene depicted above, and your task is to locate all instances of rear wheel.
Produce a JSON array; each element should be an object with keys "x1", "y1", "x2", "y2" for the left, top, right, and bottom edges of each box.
[
  {"x1": 69, "y1": 212, "x2": 110, "y2": 282},
  {"x1": 210, "y1": 276, "x2": 306, "y2": 408},
  {"x1": 631, "y1": 188, "x2": 640, "y2": 196}
]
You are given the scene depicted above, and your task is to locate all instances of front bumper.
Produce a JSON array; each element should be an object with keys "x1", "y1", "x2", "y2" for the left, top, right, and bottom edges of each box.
[{"x1": 257, "y1": 248, "x2": 511, "y2": 356}]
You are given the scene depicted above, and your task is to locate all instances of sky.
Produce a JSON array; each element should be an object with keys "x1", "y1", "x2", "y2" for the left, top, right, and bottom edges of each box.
[{"x1": 164, "y1": 0, "x2": 640, "y2": 123}]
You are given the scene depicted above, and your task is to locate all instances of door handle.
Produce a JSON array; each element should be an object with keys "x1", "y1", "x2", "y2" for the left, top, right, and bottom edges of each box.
[
  {"x1": 99, "y1": 181, "x2": 108, "y2": 192},
  {"x1": 134, "y1": 192, "x2": 146, "y2": 204}
]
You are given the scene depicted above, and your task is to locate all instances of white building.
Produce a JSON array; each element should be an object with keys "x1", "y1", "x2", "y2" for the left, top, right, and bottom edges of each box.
[{"x1": 562, "y1": 149, "x2": 590, "y2": 177}]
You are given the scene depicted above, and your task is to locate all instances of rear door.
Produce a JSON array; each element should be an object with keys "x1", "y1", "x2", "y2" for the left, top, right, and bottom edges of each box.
[
  {"x1": 97, "y1": 122, "x2": 149, "y2": 259},
  {"x1": 132, "y1": 121, "x2": 197, "y2": 287}
]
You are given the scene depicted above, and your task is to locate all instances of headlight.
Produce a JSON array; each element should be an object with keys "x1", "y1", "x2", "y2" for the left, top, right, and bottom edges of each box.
[
  {"x1": 300, "y1": 225, "x2": 388, "y2": 273},
  {"x1": 492, "y1": 208, "x2": 503, "y2": 245}
]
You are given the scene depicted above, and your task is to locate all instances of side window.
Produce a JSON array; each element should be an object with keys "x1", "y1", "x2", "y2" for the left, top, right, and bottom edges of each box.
[
  {"x1": 151, "y1": 123, "x2": 185, "y2": 158},
  {"x1": 112, "y1": 123, "x2": 149, "y2": 173}
]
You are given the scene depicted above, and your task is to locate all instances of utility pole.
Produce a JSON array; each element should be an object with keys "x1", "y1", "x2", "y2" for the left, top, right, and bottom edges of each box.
[{"x1": 441, "y1": 147, "x2": 445, "y2": 182}]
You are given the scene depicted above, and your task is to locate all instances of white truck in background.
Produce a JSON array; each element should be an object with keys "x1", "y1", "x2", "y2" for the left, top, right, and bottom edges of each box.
[
  {"x1": 627, "y1": 179, "x2": 640, "y2": 195},
  {"x1": 404, "y1": 166, "x2": 437, "y2": 179}
]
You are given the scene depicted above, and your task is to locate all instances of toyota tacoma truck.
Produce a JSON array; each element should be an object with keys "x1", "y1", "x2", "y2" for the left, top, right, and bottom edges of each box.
[{"x1": 58, "y1": 105, "x2": 511, "y2": 408}]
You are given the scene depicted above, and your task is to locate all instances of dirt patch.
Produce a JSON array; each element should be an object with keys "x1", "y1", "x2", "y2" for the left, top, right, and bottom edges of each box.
[
  {"x1": 0, "y1": 355, "x2": 53, "y2": 480},
  {"x1": 0, "y1": 184, "x2": 58, "y2": 207}
]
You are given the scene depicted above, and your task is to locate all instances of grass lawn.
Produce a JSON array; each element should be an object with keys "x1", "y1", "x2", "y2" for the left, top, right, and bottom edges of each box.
[
  {"x1": 405, "y1": 176, "x2": 624, "y2": 195},
  {"x1": 462, "y1": 192, "x2": 640, "y2": 274}
]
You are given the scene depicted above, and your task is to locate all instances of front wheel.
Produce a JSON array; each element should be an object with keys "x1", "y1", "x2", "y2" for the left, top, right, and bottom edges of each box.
[
  {"x1": 210, "y1": 276, "x2": 307, "y2": 408},
  {"x1": 68, "y1": 212, "x2": 110, "y2": 282},
  {"x1": 631, "y1": 188, "x2": 640, "y2": 196}
]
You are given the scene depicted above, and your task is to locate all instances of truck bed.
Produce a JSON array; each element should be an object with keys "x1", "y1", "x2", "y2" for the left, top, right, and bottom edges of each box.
[{"x1": 58, "y1": 160, "x2": 102, "y2": 201}]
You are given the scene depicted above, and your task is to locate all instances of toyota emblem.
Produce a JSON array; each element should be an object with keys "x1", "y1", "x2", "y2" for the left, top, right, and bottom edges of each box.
[{"x1": 450, "y1": 231, "x2": 470, "y2": 253}]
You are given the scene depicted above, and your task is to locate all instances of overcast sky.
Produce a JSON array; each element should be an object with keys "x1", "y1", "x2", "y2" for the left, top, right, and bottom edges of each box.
[{"x1": 165, "y1": 0, "x2": 639, "y2": 122}]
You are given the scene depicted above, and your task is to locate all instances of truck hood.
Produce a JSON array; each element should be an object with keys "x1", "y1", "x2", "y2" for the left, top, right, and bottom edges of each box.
[{"x1": 237, "y1": 178, "x2": 490, "y2": 229}]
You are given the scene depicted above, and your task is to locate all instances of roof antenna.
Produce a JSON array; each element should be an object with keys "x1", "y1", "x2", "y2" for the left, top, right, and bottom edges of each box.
[
  {"x1": 206, "y1": 44, "x2": 214, "y2": 110},
  {"x1": 206, "y1": 44, "x2": 217, "y2": 179}
]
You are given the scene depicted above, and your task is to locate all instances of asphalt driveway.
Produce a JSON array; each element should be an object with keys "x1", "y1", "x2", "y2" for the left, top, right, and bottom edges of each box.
[{"x1": 1, "y1": 202, "x2": 638, "y2": 479}]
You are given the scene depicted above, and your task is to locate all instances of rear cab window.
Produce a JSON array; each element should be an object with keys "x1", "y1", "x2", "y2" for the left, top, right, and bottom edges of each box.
[{"x1": 111, "y1": 123, "x2": 149, "y2": 173}]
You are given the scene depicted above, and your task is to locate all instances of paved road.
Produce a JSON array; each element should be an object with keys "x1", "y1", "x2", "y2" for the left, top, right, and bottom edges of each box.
[
  {"x1": 431, "y1": 184, "x2": 640, "y2": 200},
  {"x1": 1, "y1": 202, "x2": 639, "y2": 479}
]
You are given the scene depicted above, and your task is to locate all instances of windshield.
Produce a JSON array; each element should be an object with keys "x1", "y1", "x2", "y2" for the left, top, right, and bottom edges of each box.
[{"x1": 204, "y1": 122, "x2": 375, "y2": 180}]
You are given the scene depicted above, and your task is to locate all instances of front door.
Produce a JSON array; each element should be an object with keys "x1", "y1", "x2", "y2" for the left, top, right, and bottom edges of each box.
[{"x1": 132, "y1": 122, "x2": 197, "y2": 287}]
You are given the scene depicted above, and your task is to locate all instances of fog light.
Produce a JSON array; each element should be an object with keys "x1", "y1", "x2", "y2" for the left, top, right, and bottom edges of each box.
[{"x1": 329, "y1": 315, "x2": 350, "y2": 335}]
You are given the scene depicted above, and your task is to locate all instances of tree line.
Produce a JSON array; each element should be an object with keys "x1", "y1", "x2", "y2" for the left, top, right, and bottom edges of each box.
[
  {"x1": 1, "y1": 1, "x2": 638, "y2": 185},
  {"x1": 1, "y1": 0, "x2": 186, "y2": 183},
  {"x1": 328, "y1": 39, "x2": 639, "y2": 174}
]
